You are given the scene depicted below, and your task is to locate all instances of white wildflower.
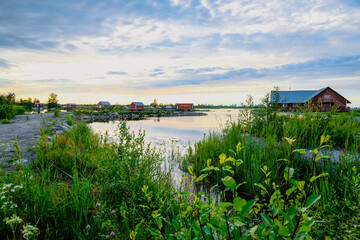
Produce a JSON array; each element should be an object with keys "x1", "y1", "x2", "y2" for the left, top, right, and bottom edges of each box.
[
  {"x1": 22, "y1": 223, "x2": 39, "y2": 239},
  {"x1": 4, "y1": 214, "x2": 23, "y2": 225}
]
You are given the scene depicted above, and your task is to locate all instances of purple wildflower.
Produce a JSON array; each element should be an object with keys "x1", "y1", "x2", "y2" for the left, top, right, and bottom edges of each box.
[
  {"x1": 96, "y1": 203, "x2": 101, "y2": 207},
  {"x1": 86, "y1": 225, "x2": 91, "y2": 229},
  {"x1": 110, "y1": 232, "x2": 115, "y2": 236},
  {"x1": 111, "y1": 210, "x2": 115, "y2": 213}
]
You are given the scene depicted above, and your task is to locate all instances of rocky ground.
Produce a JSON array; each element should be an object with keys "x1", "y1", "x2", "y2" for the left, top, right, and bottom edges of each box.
[{"x1": 0, "y1": 112, "x2": 72, "y2": 168}]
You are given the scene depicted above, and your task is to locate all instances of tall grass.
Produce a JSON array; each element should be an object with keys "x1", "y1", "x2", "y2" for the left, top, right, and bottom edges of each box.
[{"x1": 0, "y1": 121, "x2": 173, "y2": 239}]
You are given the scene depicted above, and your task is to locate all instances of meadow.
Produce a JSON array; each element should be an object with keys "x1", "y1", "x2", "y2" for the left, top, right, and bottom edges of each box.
[{"x1": 0, "y1": 98, "x2": 359, "y2": 239}]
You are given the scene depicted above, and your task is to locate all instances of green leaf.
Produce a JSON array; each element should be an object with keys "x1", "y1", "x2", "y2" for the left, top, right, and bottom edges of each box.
[
  {"x1": 284, "y1": 167, "x2": 294, "y2": 181},
  {"x1": 180, "y1": 191, "x2": 193, "y2": 196},
  {"x1": 254, "y1": 183, "x2": 268, "y2": 194},
  {"x1": 171, "y1": 219, "x2": 180, "y2": 231},
  {"x1": 233, "y1": 197, "x2": 247, "y2": 212},
  {"x1": 303, "y1": 195, "x2": 321, "y2": 212},
  {"x1": 293, "y1": 149, "x2": 306, "y2": 154},
  {"x1": 222, "y1": 176, "x2": 237, "y2": 190},
  {"x1": 240, "y1": 199, "x2": 257, "y2": 217},
  {"x1": 148, "y1": 228, "x2": 161, "y2": 237},
  {"x1": 270, "y1": 190, "x2": 280, "y2": 205},
  {"x1": 155, "y1": 217, "x2": 163, "y2": 230},
  {"x1": 286, "y1": 186, "x2": 297, "y2": 197},
  {"x1": 200, "y1": 166, "x2": 220, "y2": 172},
  {"x1": 195, "y1": 174, "x2": 208, "y2": 182},
  {"x1": 260, "y1": 213, "x2": 273, "y2": 227},
  {"x1": 278, "y1": 225, "x2": 290, "y2": 236},
  {"x1": 219, "y1": 202, "x2": 233, "y2": 211}
]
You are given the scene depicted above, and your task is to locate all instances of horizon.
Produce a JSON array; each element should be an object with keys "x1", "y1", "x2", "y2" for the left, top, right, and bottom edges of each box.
[{"x1": 1, "y1": 1, "x2": 360, "y2": 106}]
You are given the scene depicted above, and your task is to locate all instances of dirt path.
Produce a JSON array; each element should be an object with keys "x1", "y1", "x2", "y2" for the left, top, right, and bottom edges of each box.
[{"x1": 0, "y1": 112, "x2": 70, "y2": 167}]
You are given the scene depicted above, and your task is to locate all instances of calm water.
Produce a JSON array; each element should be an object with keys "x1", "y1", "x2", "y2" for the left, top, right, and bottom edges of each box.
[
  {"x1": 90, "y1": 109, "x2": 241, "y2": 146},
  {"x1": 90, "y1": 109, "x2": 242, "y2": 187}
]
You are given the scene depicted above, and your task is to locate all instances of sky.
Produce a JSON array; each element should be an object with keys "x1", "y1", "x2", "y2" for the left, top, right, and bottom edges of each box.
[{"x1": 1, "y1": 0, "x2": 360, "y2": 106}]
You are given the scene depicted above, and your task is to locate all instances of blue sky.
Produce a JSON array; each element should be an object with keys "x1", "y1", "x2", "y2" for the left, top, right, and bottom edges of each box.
[{"x1": 1, "y1": 0, "x2": 360, "y2": 106}]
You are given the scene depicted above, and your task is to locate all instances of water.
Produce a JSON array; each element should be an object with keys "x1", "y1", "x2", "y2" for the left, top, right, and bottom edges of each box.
[
  {"x1": 89, "y1": 109, "x2": 243, "y2": 187},
  {"x1": 90, "y1": 109, "x2": 240, "y2": 146}
]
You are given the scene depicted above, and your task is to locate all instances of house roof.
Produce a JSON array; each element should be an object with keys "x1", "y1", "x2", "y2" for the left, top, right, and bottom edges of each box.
[
  {"x1": 132, "y1": 102, "x2": 144, "y2": 106},
  {"x1": 176, "y1": 103, "x2": 193, "y2": 105},
  {"x1": 270, "y1": 87, "x2": 351, "y2": 104},
  {"x1": 98, "y1": 101, "x2": 111, "y2": 105}
]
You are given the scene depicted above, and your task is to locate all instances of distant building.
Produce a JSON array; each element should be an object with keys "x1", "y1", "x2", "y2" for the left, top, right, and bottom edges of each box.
[
  {"x1": 155, "y1": 106, "x2": 162, "y2": 109},
  {"x1": 130, "y1": 102, "x2": 145, "y2": 110},
  {"x1": 176, "y1": 103, "x2": 194, "y2": 111},
  {"x1": 147, "y1": 106, "x2": 155, "y2": 110},
  {"x1": 165, "y1": 105, "x2": 173, "y2": 109},
  {"x1": 34, "y1": 103, "x2": 44, "y2": 108},
  {"x1": 98, "y1": 101, "x2": 111, "y2": 108},
  {"x1": 270, "y1": 87, "x2": 351, "y2": 111},
  {"x1": 66, "y1": 103, "x2": 77, "y2": 109}
]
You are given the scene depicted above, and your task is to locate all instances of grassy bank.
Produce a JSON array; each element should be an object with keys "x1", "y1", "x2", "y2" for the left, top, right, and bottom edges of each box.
[{"x1": 0, "y1": 104, "x2": 359, "y2": 239}]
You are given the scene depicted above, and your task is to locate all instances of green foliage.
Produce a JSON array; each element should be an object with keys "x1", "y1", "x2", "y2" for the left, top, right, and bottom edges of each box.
[
  {"x1": 47, "y1": 92, "x2": 59, "y2": 109},
  {"x1": 0, "y1": 94, "x2": 15, "y2": 120},
  {"x1": 53, "y1": 108, "x2": 60, "y2": 117}
]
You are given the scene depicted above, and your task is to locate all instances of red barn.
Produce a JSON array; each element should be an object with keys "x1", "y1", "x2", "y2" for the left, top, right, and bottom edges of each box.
[
  {"x1": 66, "y1": 103, "x2": 77, "y2": 109},
  {"x1": 97, "y1": 101, "x2": 111, "y2": 108},
  {"x1": 176, "y1": 103, "x2": 194, "y2": 111},
  {"x1": 130, "y1": 102, "x2": 145, "y2": 110},
  {"x1": 270, "y1": 87, "x2": 351, "y2": 112}
]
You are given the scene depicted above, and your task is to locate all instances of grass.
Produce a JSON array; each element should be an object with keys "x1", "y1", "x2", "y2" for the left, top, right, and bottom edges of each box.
[{"x1": 0, "y1": 101, "x2": 359, "y2": 239}]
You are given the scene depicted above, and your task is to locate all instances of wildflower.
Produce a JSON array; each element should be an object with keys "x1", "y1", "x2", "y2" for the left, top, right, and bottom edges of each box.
[
  {"x1": 22, "y1": 223, "x2": 39, "y2": 239},
  {"x1": 4, "y1": 214, "x2": 22, "y2": 225},
  {"x1": 111, "y1": 210, "x2": 115, "y2": 213},
  {"x1": 110, "y1": 231, "x2": 115, "y2": 236},
  {"x1": 96, "y1": 203, "x2": 101, "y2": 207},
  {"x1": 86, "y1": 225, "x2": 91, "y2": 229},
  {"x1": 106, "y1": 235, "x2": 110, "y2": 239},
  {"x1": 101, "y1": 211, "x2": 104, "y2": 214}
]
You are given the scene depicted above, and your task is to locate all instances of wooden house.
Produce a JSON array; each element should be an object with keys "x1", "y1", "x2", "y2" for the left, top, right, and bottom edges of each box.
[
  {"x1": 97, "y1": 101, "x2": 111, "y2": 108},
  {"x1": 66, "y1": 103, "x2": 77, "y2": 109},
  {"x1": 130, "y1": 102, "x2": 144, "y2": 110},
  {"x1": 34, "y1": 103, "x2": 44, "y2": 108},
  {"x1": 176, "y1": 103, "x2": 194, "y2": 111},
  {"x1": 270, "y1": 87, "x2": 351, "y2": 111}
]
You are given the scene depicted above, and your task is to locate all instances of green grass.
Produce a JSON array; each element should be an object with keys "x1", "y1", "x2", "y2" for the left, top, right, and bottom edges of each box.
[{"x1": 0, "y1": 102, "x2": 359, "y2": 239}]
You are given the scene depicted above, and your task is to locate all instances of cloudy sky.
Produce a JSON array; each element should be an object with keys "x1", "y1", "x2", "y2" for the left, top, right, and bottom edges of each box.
[{"x1": 1, "y1": 0, "x2": 360, "y2": 106}]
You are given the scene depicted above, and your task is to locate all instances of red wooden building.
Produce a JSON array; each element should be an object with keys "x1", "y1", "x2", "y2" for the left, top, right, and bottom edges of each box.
[
  {"x1": 270, "y1": 87, "x2": 351, "y2": 111},
  {"x1": 176, "y1": 103, "x2": 194, "y2": 111},
  {"x1": 130, "y1": 102, "x2": 144, "y2": 110},
  {"x1": 66, "y1": 103, "x2": 77, "y2": 109},
  {"x1": 34, "y1": 103, "x2": 44, "y2": 108},
  {"x1": 97, "y1": 101, "x2": 111, "y2": 108}
]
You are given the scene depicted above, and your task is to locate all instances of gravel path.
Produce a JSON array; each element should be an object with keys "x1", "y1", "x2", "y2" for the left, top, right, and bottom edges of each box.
[{"x1": 0, "y1": 112, "x2": 70, "y2": 167}]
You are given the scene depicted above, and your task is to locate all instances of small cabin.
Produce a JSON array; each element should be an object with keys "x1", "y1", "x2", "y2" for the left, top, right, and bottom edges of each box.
[
  {"x1": 270, "y1": 87, "x2": 351, "y2": 112},
  {"x1": 176, "y1": 103, "x2": 194, "y2": 111},
  {"x1": 130, "y1": 102, "x2": 144, "y2": 110},
  {"x1": 66, "y1": 103, "x2": 77, "y2": 109},
  {"x1": 98, "y1": 101, "x2": 111, "y2": 108},
  {"x1": 34, "y1": 103, "x2": 44, "y2": 108}
]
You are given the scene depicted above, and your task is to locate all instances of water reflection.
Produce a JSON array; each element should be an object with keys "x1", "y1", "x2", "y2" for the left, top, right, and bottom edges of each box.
[{"x1": 90, "y1": 109, "x2": 242, "y2": 187}]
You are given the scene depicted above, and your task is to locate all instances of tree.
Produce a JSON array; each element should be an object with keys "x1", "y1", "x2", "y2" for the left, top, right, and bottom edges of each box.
[
  {"x1": 150, "y1": 99, "x2": 158, "y2": 107},
  {"x1": 47, "y1": 93, "x2": 59, "y2": 108}
]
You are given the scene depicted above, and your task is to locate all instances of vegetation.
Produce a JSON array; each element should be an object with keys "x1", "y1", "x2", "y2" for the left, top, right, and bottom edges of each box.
[
  {"x1": 0, "y1": 94, "x2": 359, "y2": 239},
  {"x1": 47, "y1": 93, "x2": 59, "y2": 109}
]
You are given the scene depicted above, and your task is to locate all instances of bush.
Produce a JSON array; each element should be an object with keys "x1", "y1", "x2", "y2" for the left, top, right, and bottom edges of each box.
[
  {"x1": 0, "y1": 96, "x2": 14, "y2": 120},
  {"x1": 13, "y1": 105, "x2": 26, "y2": 115},
  {"x1": 53, "y1": 108, "x2": 60, "y2": 117}
]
